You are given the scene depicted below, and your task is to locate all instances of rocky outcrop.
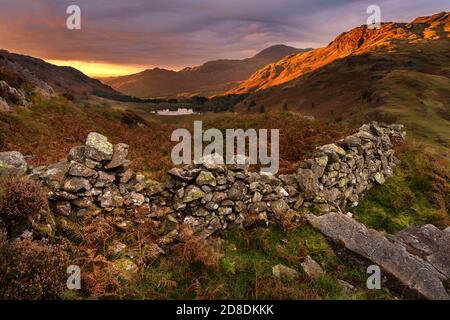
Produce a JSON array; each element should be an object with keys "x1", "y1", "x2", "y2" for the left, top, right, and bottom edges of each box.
[
  {"x1": 0, "y1": 151, "x2": 28, "y2": 177},
  {"x1": 390, "y1": 225, "x2": 450, "y2": 280},
  {"x1": 306, "y1": 212, "x2": 450, "y2": 300},
  {"x1": 0, "y1": 80, "x2": 29, "y2": 108},
  {"x1": 0, "y1": 96, "x2": 10, "y2": 111},
  {"x1": 0, "y1": 49, "x2": 119, "y2": 100}
]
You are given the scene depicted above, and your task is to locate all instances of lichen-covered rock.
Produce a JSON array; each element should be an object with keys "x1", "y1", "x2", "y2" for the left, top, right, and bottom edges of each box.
[
  {"x1": 124, "y1": 192, "x2": 145, "y2": 207},
  {"x1": 301, "y1": 255, "x2": 324, "y2": 278},
  {"x1": 105, "y1": 143, "x2": 129, "y2": 169},
  {"x1": 68, "y1": 161, "x2": 96, "y2": 177},
  {"x1": 183, "y1": 185, "x2": 205, "y2": 202},
  {"x1": 318, "y1": 143, "x2": 346, "y2": 157},
  {"x1": 218, "y1": 207, "x2": 232, "y2": 216},
  {"x1": 63, "y1": 177, "x2": 92, "y2": 193},
  {"x1": 228, "y1": 181, "x2": 247, "y2": 201},
  {"x1": 307, "y1": 212, "x2": 450, "y2": 300},
  {"x1": 338, "y1": 135, "x2": 362, "y2": 148},
  {"x1": 315, "y1": 155, "x2": 329, "y2": 167},
  {"x1": 196, "y1": 170, "x2": 217, "y2": 187},
  {"x1": 95, "y1": 171, "x2": 116, "y2": 187},
  {"x1": 85, "y1": 132, "x2": 113, "y2": 161},
  {"x1": 272, "y1": 264, "x2": 299, "y2": 281},
  {"x1": 199, "y1": 153, "x2": 225, "y2": 172},
  {"x1": 72, "y1": 197, "x2": 95, "y2": 209},
  {"x1": 0, "y1": 151, "x2": 28, "y2": 177},
  {"x1": 270, "y1": 199, "x2": 289, "y2": 215},
  {"x1": 120, "y1": 168, "x2": 135, "y2": 184},
  {"x1": 168, "y1": 167, "x2": 197, "y2": 182},
  {"x1": 68, "y1": 146, "x2": 86, "y2": 163},
  {"x1": 279, "y1": 174, "x2": 298, "y2": 186},
  {"x1": 390, "y1": 224, "x2": 450, "y2": 279},
  {"x1": 228, "y1": 154, "x2": 250, "y2": 171},
  {"x1": 296, "y1": 169, "x2": 320, "y2": 199},
  {"x1": 146, "y1": 183, "x2": 164, "y2": 196},
  {"x1": 323, "y1": 188, "x2": 341, "y2": 203},
  {"x1": 373, "y1": 172, "x2": 386, "y2": 184},
  {"x1": 249, "y1": 201, "x2": 267, "y2": 214}
]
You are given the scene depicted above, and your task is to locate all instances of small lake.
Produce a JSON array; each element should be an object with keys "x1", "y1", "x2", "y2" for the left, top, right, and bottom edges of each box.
[{"x1": 152, "y1": 108, "x2": 199, "y2": 116}]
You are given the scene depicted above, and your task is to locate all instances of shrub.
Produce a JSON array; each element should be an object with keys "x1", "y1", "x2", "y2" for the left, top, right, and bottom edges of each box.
[
  {"x1": 72, "y1": 248, "x2": 119, "y2": 297},
  {"x1": 62, "y1": 92, "x2": 75, "y2": 101},
  {"x1": 81, "y1": 217, "x2": 114, "y2": 249},
  {"x1": 0, "y1": 177, "x2": 49, "y2": 237},
  {"x1": 0, "y1": 237, "x2": 69, "y2": 299},
  {"x1": 174, "y1": 235, "x2": 222, "y2": 269}
]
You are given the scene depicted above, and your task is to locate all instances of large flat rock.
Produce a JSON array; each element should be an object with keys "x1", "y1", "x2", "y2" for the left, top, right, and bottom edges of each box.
[
  {"x1": 306, "y1": 212, "x2": 450, "y2": 300},
  {"x1": 390, "y1": 224, "x2": 450, "y2": 279}
]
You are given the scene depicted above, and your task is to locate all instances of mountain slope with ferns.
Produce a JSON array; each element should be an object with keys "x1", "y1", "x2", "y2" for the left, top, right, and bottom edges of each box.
[
  {"x1": 232, "y1": 12, "x2": 450, "y2": 154},
  {"x1": 0, "y1": 50, "x2": 122, "y2": 100}
]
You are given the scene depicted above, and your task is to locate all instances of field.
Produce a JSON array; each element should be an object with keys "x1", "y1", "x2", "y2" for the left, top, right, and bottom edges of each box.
[
  {"x1": 0, "y1": 96, "x2": 351, "y2": 180},
  {"x1": 1, "y1": 95, "x2": 448, "y2": 300}
]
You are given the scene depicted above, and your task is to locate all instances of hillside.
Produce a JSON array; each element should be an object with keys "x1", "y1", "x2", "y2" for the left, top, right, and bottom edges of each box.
[
  {"x1": 231, "y1": 12, "x2": 450, "y2": 153},
  {"x1": 0, "y1": 96, "x2": 448, "y2": 300},
  {"x1": 0, "y1": 50, "x2": 123, "y2": 108},
  {"x1": 230, "y1": 12, "x2": 450, "y2": 94},
  {"x1": 0, "y1": 11, "x2": 449, "y2": 302},
  {"x1": 102, "y1": 45, "x2": 309, "y2": 98}
]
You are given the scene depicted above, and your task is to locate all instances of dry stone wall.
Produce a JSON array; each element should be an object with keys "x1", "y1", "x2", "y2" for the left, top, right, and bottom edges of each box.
[
  {"x1": 0, "y1": 121, "x2": 406, "y2": 238},
  {"x1": 162, "y1": 121, "x2": 406, "y2": 236}
]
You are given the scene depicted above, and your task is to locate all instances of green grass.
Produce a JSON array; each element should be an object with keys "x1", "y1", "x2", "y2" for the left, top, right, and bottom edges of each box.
[
  {"x1": 375, "y1": 70, "x2": 450, "y2": 155},
  {"x1": 118, "y1": 224, "x2": 396, "y2": 300},
  {"x1": 352, "y1": 144, "x2": 450, "y2": 233}
]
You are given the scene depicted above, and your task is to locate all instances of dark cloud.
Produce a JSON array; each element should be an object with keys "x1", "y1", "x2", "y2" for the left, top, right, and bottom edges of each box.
[{"x1": 0, "y1": 0, "x2": 448, "y2": 69}]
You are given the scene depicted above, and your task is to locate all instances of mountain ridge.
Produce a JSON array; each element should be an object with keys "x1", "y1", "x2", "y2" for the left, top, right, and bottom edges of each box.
[
  {"x1": 230, "y1": 12, "x2": 449, "y2": 153},
  {"x1": 0, "y1": 49, "x2": 123, "y2": 106},
  {"x1": 101, "y1": 45, "x2": 310, "y2": 98},
  {"x1": 229, "y1": 12, "x2": 450, "y2": 94}
]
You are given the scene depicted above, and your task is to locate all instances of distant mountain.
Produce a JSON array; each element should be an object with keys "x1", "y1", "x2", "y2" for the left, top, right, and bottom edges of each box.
[
  {"x1": 230, "y1": 12, "x2": 450, "y2": 150},
  {"x1": 101, "y1": 45, "x2": 310, "y2": 98},
  {"x1": 0, "y1": 49, "x2": 123, "y2": 106}
]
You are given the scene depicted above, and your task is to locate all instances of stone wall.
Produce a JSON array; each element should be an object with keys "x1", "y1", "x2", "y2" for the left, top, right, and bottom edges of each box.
[
  {"x1": 0, "y1": 121, "x2": 406, "y2": 239},
  {"x1": 162, "y1": 122, "x2": 406, "y2": 236}
]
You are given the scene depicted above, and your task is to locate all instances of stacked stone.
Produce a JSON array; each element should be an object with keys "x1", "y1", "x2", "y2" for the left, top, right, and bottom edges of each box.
[
  {"x1": 164, "y1": 122, "x2": 406, "y2": 235},
  {"x1": 29, "y1": 132, "x2": 153, "y2": 225},
  {"x1": 1, "y1": 122, "x2": 406, "y2": 239},
  {"x1": 291, "y1": 122, "x2": 406, "y2": 213},
  {"x1": 164, "y1": 155, "x2": 298, "y2": 237}
]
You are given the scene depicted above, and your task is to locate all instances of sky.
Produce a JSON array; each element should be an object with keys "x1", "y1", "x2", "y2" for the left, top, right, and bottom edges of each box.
[{"x1": 0, "y1": 0, "x2": 448, "y2": 76}]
